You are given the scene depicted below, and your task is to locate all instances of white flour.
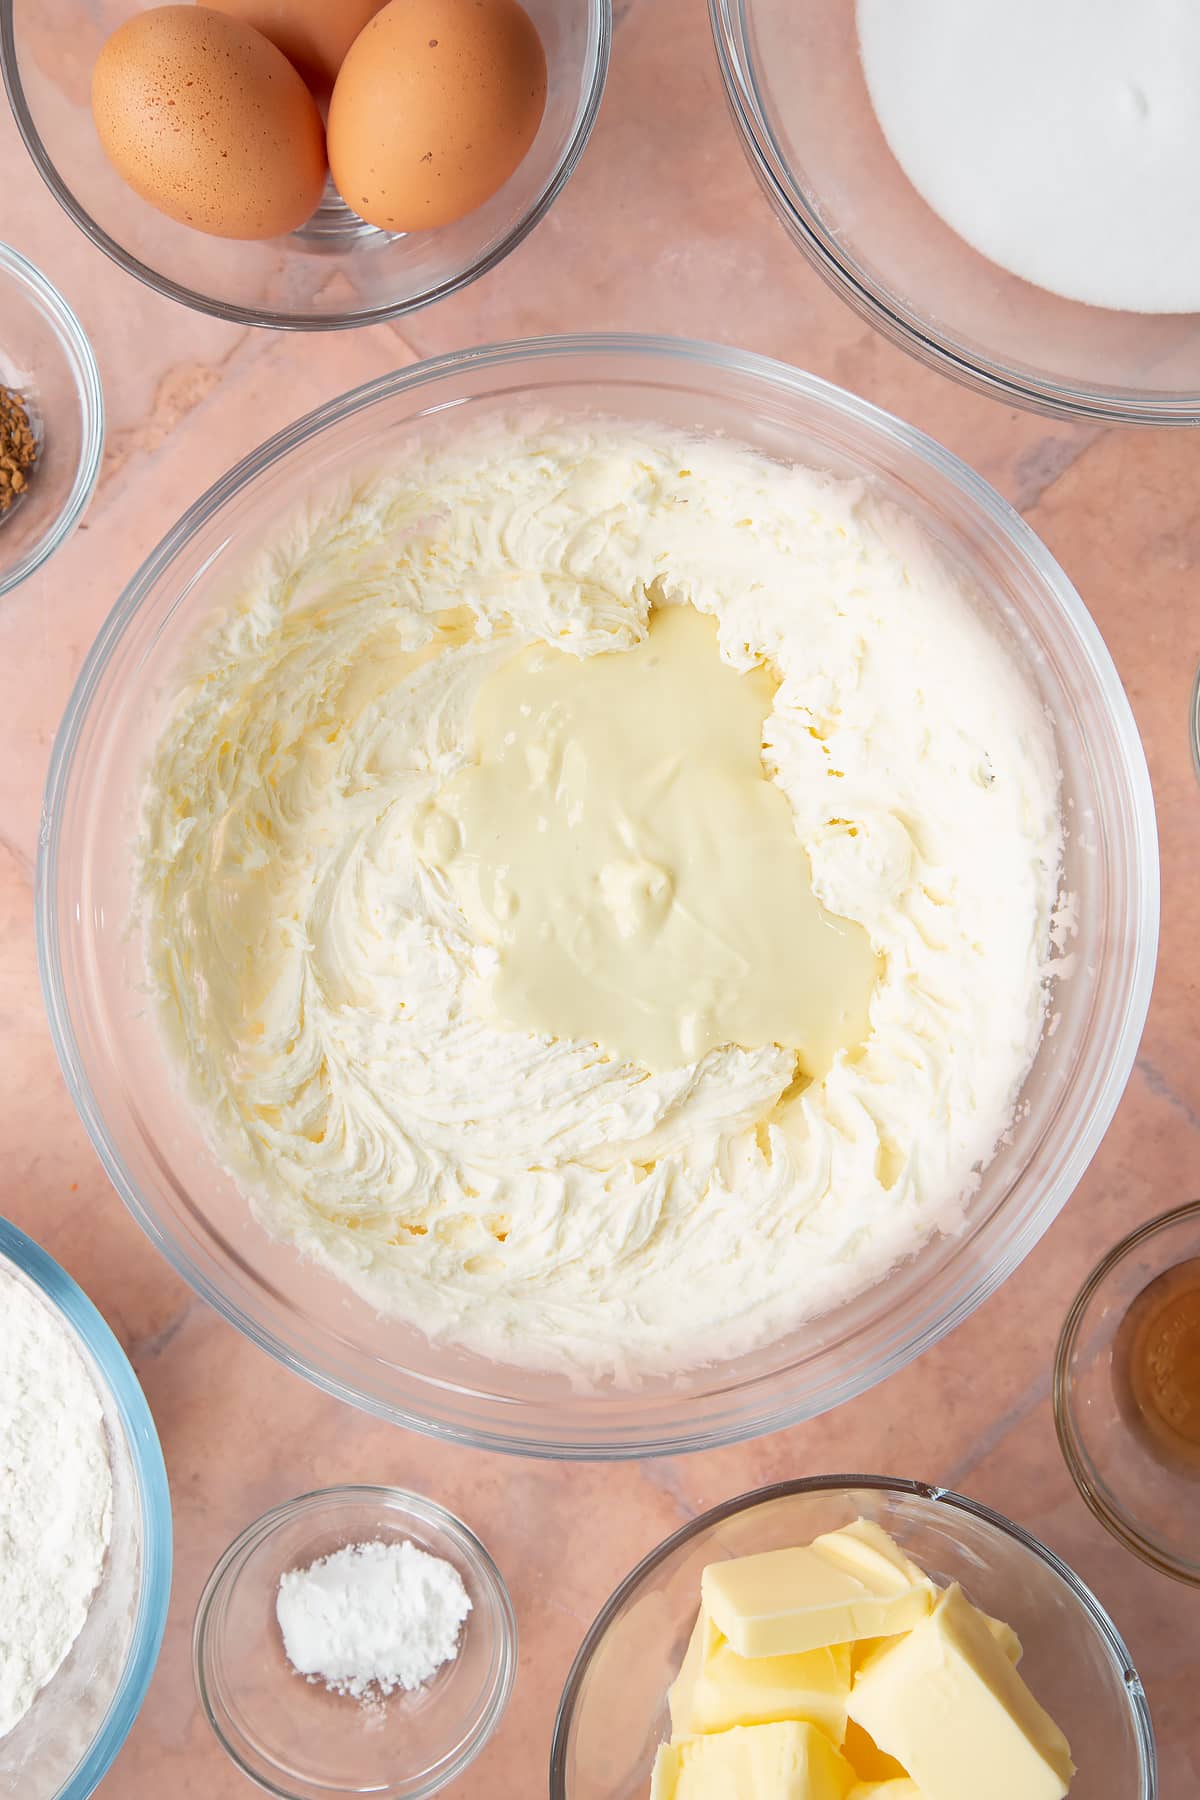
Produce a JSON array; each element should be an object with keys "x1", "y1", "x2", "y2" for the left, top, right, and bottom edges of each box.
[
  {"x1": 0, "y1": 1269, "x2": 113, "y2": 1739},
  {"x1": 858, "y1": 0, "x2": 1200, "y2": 313},
  {"x1": 276, "y1": 1539, "x2": 472, "y2": 1700}
]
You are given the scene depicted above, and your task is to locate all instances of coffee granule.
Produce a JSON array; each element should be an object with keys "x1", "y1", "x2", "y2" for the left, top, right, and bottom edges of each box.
[{"x1": 0, "y1": 386, "x2": 37, "y2": 516}]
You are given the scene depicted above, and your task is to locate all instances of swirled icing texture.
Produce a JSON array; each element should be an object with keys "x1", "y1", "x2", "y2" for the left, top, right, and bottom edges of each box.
[{"x1": 136, "y1": 423, "x2": 1062, "y2": 1380}]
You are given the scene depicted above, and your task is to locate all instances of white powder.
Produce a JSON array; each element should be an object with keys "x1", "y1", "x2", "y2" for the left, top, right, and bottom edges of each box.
[
  {"x1": 858, "y1": 0, "x2": 1200, "y2": 313},
  {"x1": 276, "y1": 1539, "x2": 472, "y2": 1700},
  {"x1": 0, "y1": 1269, "x2": 113, "y2": 1739}
]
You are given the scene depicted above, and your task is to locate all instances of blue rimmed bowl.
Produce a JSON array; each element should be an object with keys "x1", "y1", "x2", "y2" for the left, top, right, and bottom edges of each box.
[{"x1": 0, "y1": 1218, "x2": 171, "y2": 1799}]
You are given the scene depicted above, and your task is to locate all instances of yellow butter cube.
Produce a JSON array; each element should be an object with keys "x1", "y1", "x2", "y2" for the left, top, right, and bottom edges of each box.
[
  {"x1": 841, "y1": 1717, "x2": 910, "y2": 1783},
  {"x1": 651, "y1": 1741, "x2": 679, "y2": 1800},
  {"x1": 979, "y1": 1609, "x2": 1023, "y2": 1666},
  {"x1": 669, "y1": 1607, "x2": 851, "y2": 1741},
  {"x1": 816, "y1": 1522, "x2": 1020, "y2": 1665},
  {"x1": 851, "y1": 1605, "x2": 1021, "y2": 1678},
  {"x1": 849, "y1": 1783, "x2": 925, "y2": 1799},
  {"x1": 702, "y1": 1527, "x2": 934, "y2": 1659},
  {"x1": 650, "y1": 1721, "x2": 858, "y2": 1799},
  {"x1": 847, "y1": 1584, "x2": 1075, "y2": 1800},
  {"x1": 667, "y1": 1610, "x2": 709, "y2": 1739},
  {"x1": 811, "y1": 1520, "x2": 931, "y2": 1591}
]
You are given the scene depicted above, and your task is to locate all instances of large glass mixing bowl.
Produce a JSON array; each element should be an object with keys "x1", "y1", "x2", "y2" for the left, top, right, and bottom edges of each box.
[
  {"x1": 1, "y1": 0, "x2": 609, "y2": 330},
  {"x1": 37, "y1": 335, "x2": 1158, "y2": 1458},
  {"x1": 710, "y1": 0, "x2": 1200, "y2": 424}
]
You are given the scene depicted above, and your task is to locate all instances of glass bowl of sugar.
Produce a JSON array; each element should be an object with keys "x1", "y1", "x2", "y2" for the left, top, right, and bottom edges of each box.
[
  {"x1": 710, "y1": 0, "x2": 1200, "y2": 422},
  {"x1": 193, "y1": 1485, "x2": 516, "y2": 1800}
]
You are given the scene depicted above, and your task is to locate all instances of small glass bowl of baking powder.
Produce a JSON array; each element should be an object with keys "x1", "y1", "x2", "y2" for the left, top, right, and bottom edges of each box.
[
  {"x1": 0, "y1": 242, "x2": 103, "y2": 599},
  {"x1": 194, "y1": 1485, "x2": 517, "y2": 1800}
]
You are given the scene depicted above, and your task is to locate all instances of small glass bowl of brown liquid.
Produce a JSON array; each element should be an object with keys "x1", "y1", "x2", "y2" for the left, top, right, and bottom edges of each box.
[{"x1": 1055, "y1": 1200, "x2": 1200, "y2": 1583}]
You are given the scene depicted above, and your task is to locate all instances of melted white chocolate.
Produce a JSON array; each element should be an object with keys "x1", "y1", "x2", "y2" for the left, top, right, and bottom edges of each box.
[{"x1": 418, "y1": 605, "x2": 878, "y2": 1075}]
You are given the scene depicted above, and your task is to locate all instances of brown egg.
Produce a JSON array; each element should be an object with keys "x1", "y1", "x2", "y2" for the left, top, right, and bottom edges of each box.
[
  {"x1": 328, "y1": 0, "x2": 548, "y2": 233},
  {"x1": 92, "y1": 6, "x2": 327, "y2": 241},
  {"x1": 206, "y1": 0, "x2": 387, "y2": 92}
]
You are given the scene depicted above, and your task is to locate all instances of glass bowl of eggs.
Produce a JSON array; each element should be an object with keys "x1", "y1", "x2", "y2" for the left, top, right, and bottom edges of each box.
[
  {"x1": 0, "y1": 0, "x2": 610, "y2": 329},
  {"x1": 710, "y1": 0, "x2": 1200, "y2": 422}
]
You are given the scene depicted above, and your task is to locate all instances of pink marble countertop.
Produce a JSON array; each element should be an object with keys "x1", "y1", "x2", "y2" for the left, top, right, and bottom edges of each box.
[{"x1": 2, "y1": 2, "x2": 1198, "y2": 1795}]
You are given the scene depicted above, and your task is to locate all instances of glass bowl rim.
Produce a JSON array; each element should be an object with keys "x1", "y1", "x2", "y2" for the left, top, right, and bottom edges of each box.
[
  {"x1": 192, "y1": 1482, "x2": 518, "y2": 1800},
  {"x1": 548, "y1": 1472, "x2": 1159, "y2": 1799},
  {"x1": 0, "y1": 239, "x2": 104, "y2": 598},
  {"x1": 1053, "y1": 1197, "x2": 1200, "y2": 1586},
  {"x1": 35, "y1": 330, "x2": 1159, "y2": 1458},
  {"x1": 0, "y1": 1215, "x2": 173, "y2": 1800},
  {"x1": 0, "y1": 0, "x2": 612, "y2": 332},
  {"x1": 707, "y1": 0, "x2": 1200, "y2": 427}
]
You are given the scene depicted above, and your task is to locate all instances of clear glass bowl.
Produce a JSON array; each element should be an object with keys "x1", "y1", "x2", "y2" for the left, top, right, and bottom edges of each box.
[
  {"x1": 0, "y1": 0, "x2": 609, "y2": 330},
  {"x1": 194, "y1": 1486, "x2": 515, "y2": 1800},
  {"x1": 1055, "y1": 1201, "x2": 1200, "y2": 1586},
  {"x1": 0, "y1": 1217, "x2": 172, "y2": 1800},
  {"x1": 709, "y1": 0, "x2": 1200, "y2": 424},
  {"x1": 37, "y1": 334, "x2": 1158, "y2": 1458},
  {"x1": 0, "y1": 241, "x2": 103, "y2": 598},
  {"x1": 550, "y1": 1476, "x2": 1158, "y2": 1799}
]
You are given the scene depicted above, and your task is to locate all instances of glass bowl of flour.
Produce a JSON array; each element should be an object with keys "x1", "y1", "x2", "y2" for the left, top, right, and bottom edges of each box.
[
  {"x1": 711, "y1": 0, "x2": 1200, "y2": 423},
  {"x1": 37, "y1": 334, "x2": 1158, "y2": 1458},
  {"x1": 0, "y1": 1218, "x2": 171, "y2": 1797}
]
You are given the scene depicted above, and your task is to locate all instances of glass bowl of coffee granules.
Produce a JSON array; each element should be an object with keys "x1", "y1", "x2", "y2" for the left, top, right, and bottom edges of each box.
[{"x1": 0, "y1": 241, "x2": 103, "y2": 599}]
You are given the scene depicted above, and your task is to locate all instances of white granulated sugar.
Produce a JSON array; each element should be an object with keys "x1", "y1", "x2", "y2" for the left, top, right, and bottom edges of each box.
[
  {"x1": 858, "y1": 0, "x2": 1200, "y2": 312},
  {"x1": 276, "y1": 1539, "x2": 472, "y2": 1700},
  {"x1": 0, "y1": 1268, "x2": 113, "y2": 1739}
]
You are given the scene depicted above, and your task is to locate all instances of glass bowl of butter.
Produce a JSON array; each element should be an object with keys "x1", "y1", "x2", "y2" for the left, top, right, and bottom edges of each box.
[
  {"x1": 550, "y1": 1476, "x2": 1157, "y2": 1800},
  {"x1": 37, "y1": 334, "x2": 1158, "y2": 1458}
]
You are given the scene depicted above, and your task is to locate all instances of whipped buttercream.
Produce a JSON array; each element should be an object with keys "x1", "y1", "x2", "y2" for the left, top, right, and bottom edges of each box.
[{"x1": 136, "y1": 421, "x2": 1062, "y2": 1380}]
